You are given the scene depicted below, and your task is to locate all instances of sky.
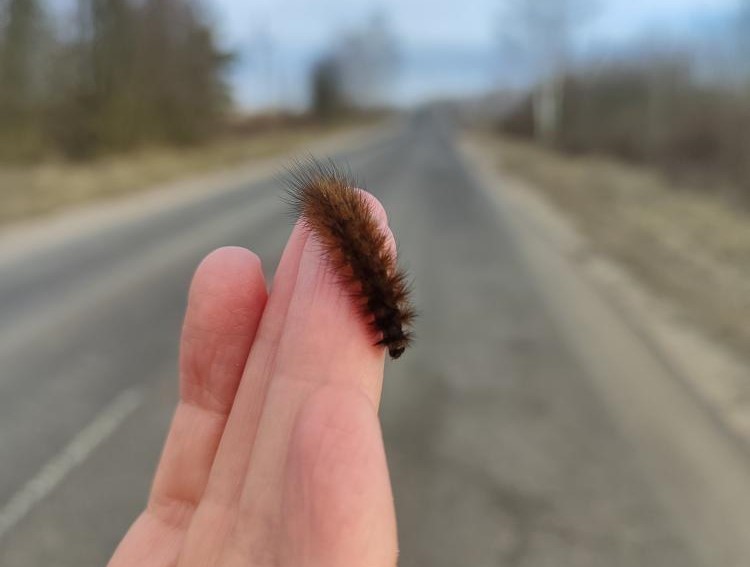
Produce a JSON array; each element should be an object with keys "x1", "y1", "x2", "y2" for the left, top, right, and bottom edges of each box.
[{"x1": 206, "y1": 0, "x2": 742, "y2": 110}]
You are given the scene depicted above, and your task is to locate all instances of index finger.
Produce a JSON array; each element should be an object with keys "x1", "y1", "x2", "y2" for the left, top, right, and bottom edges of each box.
[{"x1": 231, "y1": 192, "x2": 394, "y2": 553}]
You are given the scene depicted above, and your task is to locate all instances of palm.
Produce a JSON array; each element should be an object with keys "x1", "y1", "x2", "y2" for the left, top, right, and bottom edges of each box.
[{"x1": 108, "y1": 200, "x2": 398, "y2": 567}]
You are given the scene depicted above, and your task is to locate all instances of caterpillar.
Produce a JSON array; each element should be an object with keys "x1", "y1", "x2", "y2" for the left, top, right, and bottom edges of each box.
[{"x1": 286, "y1": 159, "x2": 415, "y2": 359}]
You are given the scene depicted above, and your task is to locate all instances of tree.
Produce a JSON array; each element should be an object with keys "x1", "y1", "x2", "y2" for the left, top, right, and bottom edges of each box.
[
  {"x1": 0, "y1": 0, "x2": 230, "y2": 160},
  {"x1": 310, "y1": 11, "x2": 399, "y2": 115},
  {"x1": 335, "y1": 12, "x2": 399, "y2": 108},
  {"x1": 497, "y1": 0, "x2": 596, "y2": 145},
  {"x1": 133, "y1": 0, "x2": 230, "y2": 142},
  {"x1": 736, "y1": 0, "x2": 750, "y2": 183},
  {"x1": 0, "y1": 0, "x2": 50, "y2": 156},
  {"x1": 738, "y1": 0, "x2": 750, "y2": 81},
  {"x1": 51, "y1": 0, "x2": 230, "y2": 156},
  {"x1": 311, "y1": 56, "x2": 347, "y2": 120},
  {"x1": 90, "y1": 0, "x2": 139, "y2": 146}
]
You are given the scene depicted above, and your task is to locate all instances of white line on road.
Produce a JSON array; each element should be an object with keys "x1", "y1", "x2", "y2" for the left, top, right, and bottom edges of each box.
[
  {"x1": 0, "y1": 387, "x2": 145, "y2": 540},
  {"x1": 0, "y1": 189, "x2": 281, "y2": 361}
]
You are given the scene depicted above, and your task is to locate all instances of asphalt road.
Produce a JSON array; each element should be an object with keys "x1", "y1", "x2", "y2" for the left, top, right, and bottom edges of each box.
[{"x1": 0, "y1": 113, "x2": 731, "y2": 565}]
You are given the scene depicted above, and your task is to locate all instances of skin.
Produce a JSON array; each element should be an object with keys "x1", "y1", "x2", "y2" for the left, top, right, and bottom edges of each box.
[{"x1": 108, "y1": 192, "x2": 399, "y2": 567}]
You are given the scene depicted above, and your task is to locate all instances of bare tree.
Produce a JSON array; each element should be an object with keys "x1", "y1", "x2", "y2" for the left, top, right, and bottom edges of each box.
[
  {"x1": 735, "y1": 0, "x2": 750, "y2": 182},
  {"x1": 738, "y1": 0, "x2": 750, "y2": 81},
  {"x1": 497, "y1": 0, "x2": 595, "y2": 145},
  {"x1": 310, "y1": 55, "x2": 347, "y2": 120},
  {"x1": 324, "y1": 12, "x2": 399, "y2": 110},
  {"x1": 50, "y1": 0, "x2": 229, "y2": 156},
  {"x1": 338, "y1": 12, "x2": 398, "y2": 107},
  {"x1": 0, "y1": 0, "x2": 50, "y2": 155},
  {"x1": 309, "y1": 11, "x2": 399, "y2": 119},
  {"x1": 0, "y1": 0, "x2": 47, "y2": 102},
  {"x1": 0, "y1": 0, "x2": 232, "y2": 161}
]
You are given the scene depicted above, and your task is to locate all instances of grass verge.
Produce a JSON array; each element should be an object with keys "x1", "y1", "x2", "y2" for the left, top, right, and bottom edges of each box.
[
  {"x1": 473, "y1": 131, "x2": 750, "y2": 361},
  {"x1": 0, "y1": 119, "x2": 365, "y2": 227}
]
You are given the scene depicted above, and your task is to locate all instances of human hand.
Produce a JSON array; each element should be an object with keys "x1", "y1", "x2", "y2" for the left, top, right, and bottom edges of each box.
[{"x1": 108, "y1": 193, "x2": 398, "y2": 567}]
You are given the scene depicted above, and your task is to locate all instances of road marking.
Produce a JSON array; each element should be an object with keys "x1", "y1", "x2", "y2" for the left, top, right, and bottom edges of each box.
[
  {"x1": 0, "y1": 190, "x2": 282, "y2": 361},
  {"x1": 0, "y1": 125, "x2": 396, "y2": 361},
  {"x1": 0, "y1": 387, "x2": 144, "y2": 540}
]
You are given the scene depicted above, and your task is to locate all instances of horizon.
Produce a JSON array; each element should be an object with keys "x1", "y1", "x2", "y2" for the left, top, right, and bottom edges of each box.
[{"x1": 213, "y1": 0, "x2": 742, "y2": 109}]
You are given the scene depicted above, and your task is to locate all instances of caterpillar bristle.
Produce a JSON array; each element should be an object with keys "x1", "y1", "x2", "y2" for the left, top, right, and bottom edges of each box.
[{"x1": 286, "y1": 158, "x2": 415, "y2": 360}]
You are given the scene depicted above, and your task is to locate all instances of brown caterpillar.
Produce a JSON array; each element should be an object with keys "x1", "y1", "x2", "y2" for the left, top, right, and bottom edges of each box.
[{"x1": 286, "y1": 159, "x2": 415, "y2": 359}]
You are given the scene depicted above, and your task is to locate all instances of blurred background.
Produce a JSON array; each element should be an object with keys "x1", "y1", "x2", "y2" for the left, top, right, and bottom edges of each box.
[{"x1": 1, "y1": 0, "x2": 750, "y2": 565}]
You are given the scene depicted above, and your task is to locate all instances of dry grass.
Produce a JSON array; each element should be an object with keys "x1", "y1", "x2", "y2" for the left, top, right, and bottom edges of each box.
[
  {"x1": 477, "y1": 132, "x2": 750, "y2": 358},
  {"x1": 0, "y1": 121, "x2": 358, "y2": 226}
]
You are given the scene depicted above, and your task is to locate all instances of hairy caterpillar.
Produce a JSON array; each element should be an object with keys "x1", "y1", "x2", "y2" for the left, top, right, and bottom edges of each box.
[{"x1": 286, "y1": 159, "x2": 415, "y2": 359}]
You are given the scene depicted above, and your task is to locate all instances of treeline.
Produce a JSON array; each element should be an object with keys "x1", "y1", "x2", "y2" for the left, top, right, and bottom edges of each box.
[
  {"x1": 310, "y1": 13, "x2": 398, "y2": 121},
  {"x1": 0, "y1": 0, "x2": 229, "y2": 160},
  {"x1": 503, "y1": 60, "x2": 750, "y2": 192},
  {"x1": 498, "y1": 1, "x2": 750, "y2": 198}
]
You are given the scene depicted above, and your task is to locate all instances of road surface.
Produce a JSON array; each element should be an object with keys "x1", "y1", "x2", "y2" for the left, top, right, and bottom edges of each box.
[{"x1": 0, "y1": 113, "x2": 744, "y2": 565}]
